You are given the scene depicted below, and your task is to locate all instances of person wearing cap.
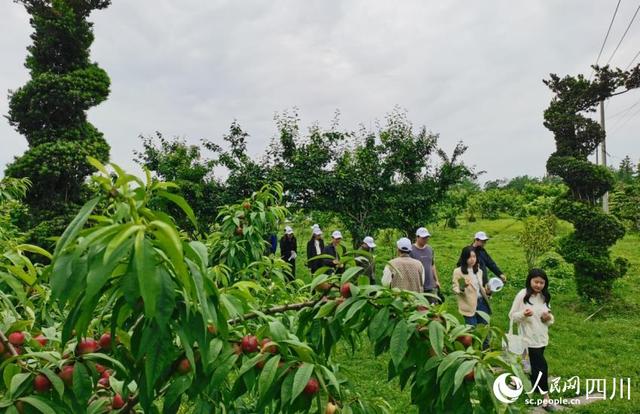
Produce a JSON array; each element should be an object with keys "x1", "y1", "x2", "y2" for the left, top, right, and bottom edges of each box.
[
  {"x1": 410, "y1": 227, "x2": 442, "y2": 304},
  {"x1": 306, "y1": 226, "x2": 325, "y2": 273},
  {"x1": 381, "y1": 238, "x2": 425, "y2": 293},
  {"x1": 468, "y1": 231, "x2": 507, "y2": 291},
  {"x1": 280, "y1": 226, "x2": 298, "y2": 281},
  {"x1": 323, "y1": 230, "x2": 346, "y2": 274},
  {"x1": 355, "y1": 236, "x2": 376, "y2": 284}
]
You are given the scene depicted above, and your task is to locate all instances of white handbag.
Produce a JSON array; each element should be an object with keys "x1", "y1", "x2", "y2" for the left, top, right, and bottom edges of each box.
[{"x1": 504, "y1": 318, "x2": 526, "y2": 355}]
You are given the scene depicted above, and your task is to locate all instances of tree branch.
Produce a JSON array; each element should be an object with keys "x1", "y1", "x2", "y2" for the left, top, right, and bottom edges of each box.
[
  {"x1": 121, "y1": 298, "x2": 322, "y2": 412},
  {"x1": 0, "y1": 330, "x2": 20, "y2": 358},
  {"x1": 228, "y1": 299, "x2": 320, "y2": 325},
  {"x1": 610, "y1": 88, "x2": 637, "y2": 98}
]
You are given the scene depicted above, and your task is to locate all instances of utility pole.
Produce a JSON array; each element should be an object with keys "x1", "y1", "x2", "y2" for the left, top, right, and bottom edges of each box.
[{"x1": 600, "y1": 100, "x2": 609, "y2": 212}]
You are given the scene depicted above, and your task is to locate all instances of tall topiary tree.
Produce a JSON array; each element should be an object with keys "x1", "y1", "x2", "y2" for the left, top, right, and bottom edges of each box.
[
  {"x1": 543, "y1": 65, "x2": 639, "y2": 300},
  {"x1": 5, "y1": 0, "x2": 111, "y2": 241}
]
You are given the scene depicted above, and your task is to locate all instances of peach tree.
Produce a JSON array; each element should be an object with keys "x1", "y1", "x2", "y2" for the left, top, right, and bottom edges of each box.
[{"x1": 0, "y1": 159, "x2": 527, "y2": 413}]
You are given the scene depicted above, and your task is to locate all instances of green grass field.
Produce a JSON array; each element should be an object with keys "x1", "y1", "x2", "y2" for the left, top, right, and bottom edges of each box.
[{"x1": 287, "y1": 217, "x2": 640, "y2": 413}]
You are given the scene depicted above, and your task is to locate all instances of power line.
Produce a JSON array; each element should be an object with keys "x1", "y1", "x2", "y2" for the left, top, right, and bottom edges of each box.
[
  {"x1": 609, "y1": 97, "x2": 640, "y2": 120},
  {"x1": 595, "y1": 0, "x2": 622, "y2": 66},
  {"x1": 624, "y1": 48, "x2": 640, "y2": 70},
  {"x1": 590, "y1": 0, "x2": 623, "y2": 80},
  {"x1": 610, "y1": 102, "x2": 640, "y2": 134},
  {"x1": 605, "y1": 2, "x2": 640, "y2": 66}
]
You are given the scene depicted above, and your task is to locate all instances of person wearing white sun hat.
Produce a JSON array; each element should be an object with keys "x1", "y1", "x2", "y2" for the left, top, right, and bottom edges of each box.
[
  {"x1": 356, "y1": 236, "x2": 377, "y2": 284},
  {"x1": 381, "y1": 237, "x2": 424, "y2": 293},
  {"x1": 280, "y1": 226, "x2": 297, "y2": 281},
  {"x1": 322, "y1": 230, "x2": 346, "y2": 274},
  {"x1": 410, "y1": 227, "x2": 442, "y2": 304},
  {"x1": 306, "y1": 226, "x2": 325, "y2": 273}
]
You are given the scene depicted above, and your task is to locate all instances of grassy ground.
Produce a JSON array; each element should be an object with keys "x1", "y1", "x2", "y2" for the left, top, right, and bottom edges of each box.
[{"x1": 286, "y1": 217, "x2": 640, "y2": 413}]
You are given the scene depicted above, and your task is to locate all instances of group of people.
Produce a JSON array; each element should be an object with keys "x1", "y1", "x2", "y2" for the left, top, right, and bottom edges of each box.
[{"x1": 271, "y1": 224, "x2": 556, "y2": 411}]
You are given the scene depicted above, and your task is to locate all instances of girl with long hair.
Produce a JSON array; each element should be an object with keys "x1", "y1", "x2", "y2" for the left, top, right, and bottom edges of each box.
[{"x1": 508, "y1": 268, "x2": 555, "y2": 412}]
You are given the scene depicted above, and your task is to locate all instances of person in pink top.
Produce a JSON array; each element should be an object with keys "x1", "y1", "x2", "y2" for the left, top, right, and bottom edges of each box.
[{"x1": 509, "y1": 268, "x2": 556, "y2": 412}]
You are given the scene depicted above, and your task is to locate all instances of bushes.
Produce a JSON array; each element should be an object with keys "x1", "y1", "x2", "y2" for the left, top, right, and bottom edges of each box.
[
  {"x1": 610, "y1": 182, "x2": 640, "y2": 232},
  {"x1": 535, "y1": 251, "x2": 573, "y2": 293},
  {"x1": 518, "y1": 214, "x2": 557, "y2": 269}
]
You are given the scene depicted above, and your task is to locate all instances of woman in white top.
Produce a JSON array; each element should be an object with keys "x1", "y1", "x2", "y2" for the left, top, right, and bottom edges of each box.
[{"x1": 509, "y1": 268, "x2": 555, "y2": 412}]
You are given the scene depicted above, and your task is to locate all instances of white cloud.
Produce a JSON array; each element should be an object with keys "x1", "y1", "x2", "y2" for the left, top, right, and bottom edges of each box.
[{"x1": 1, "y1": 0, "x2": 639, "y2": 182}]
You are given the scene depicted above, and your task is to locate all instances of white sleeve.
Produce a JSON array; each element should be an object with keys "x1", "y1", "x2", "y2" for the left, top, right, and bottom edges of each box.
[
  {"x1": 508, "y1": 290, "x2": 526, "y2": 322},
  {"x1": 544, "y1": 305, "x2": 555, "y2": 326},
  {"x1": 382, "y1": 265, "x2": 393, "y2": 287},
  {"x1": 420, "y1": 265, "x2": 425, "y2": 286}
]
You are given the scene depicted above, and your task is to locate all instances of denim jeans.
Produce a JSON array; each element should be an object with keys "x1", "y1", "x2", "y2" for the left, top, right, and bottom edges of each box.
[
  {"x1": 464, "y1": 297, "x2": 492, "y2": 349},
  {"x1": 463, "y1": 296, "x2": 491, "y2": 326}
]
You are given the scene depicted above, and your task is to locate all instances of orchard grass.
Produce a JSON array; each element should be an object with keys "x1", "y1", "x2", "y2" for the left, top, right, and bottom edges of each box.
[{"x1": 290, "y1": 217, "x2": 640, "y2": 413}]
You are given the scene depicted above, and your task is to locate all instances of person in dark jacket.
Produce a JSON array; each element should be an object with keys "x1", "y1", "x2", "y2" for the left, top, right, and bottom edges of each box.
[
  {"x1": 468, "y1": 231, "x2": 507, "y2": 291},
  {"x1": 306, "y1": 226, "x2": 325, "y2": 273},
  {"x1": 355, "y1": 236, "x2": 376, "y2": 284},
  {"x1": 280, "y1": 226, "x2": 297, "y2": 281},
  {"x1": 267, "y1": 234, "x2": 277, "y2": 255},
  {"x1": 323, "y1": 230, "x2": 346, "y2": 274}
]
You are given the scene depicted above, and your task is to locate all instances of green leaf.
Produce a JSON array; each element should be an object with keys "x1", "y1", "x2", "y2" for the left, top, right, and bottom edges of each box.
[
  {"x1": 186, "y1": 259, "x2": 213, "y2": 326},
  {"x1": 368, "y1": 307, "x2": 390, "y2": 342},
  {"x1": 3, "y1": 363, "x2": 21, "y2": 390},
  {"x1": 343, "y1": 299, "x2": 367, "y2": 323},
  {"x1": 72, "y1": 363, "x2": 92, "y2": 405},
  {"x1": 437, "y1": 351, "x2": 467, "y2": 380},
  {"x1": 210, "y1": 353, "x2": 238, "y2": 390},
  {"x1": 157, "y1": 190, "x2": 198, "y2": 229},
  {"x1": 429, "y1": 320, "x2": 445, "y2": 356},
  {"x1": 320, "y1": 366, "x2": 340, "y2": 393},
  {"x1": 163, "y1": 375, "x2": 193, "y2": 411},
  {"x1": 340, "y1": 266, "x2": 363, "y2": 285},
  {"x1": 314, "y1": 301, "x2": 338, "y2": 319},
  {"x1": 151, "y1": 220, "x2": 188, "y2": 286},
  {"x1": 40, "y1": 367, "x2": 65, "y2": 398},
  {"x1": 16, "y1": 244, "x2": 52, "y2": 260},
  {"x1": 104, "y1": 224, "x2": 143, "y2": 263},
  {"x1": 185, "y1": 241, "x2": 209, "y2": 270},
  {"x1": 135, "y1": 235, "x2": 161, "y2": 318},
  {"x1": 17, "y1": 396, "x2": 57, "y2": 414},
  {"x1": 237, "y1": 354, "x2": 264, "y2": 377},
  {"x1": 291, "y1": 362, "x2": 314, "y2": 402},
  {"x1": 0, "y1": 271, "x2": 27, "y2": 303},
  {"x1": 207, "y1": 339, "x2": 224, "y2": 371},
  {"x1": 280, "y1": 370, "x2": 295, "y2": 405},
  {"x1": 79, "y1": 353, "x2": 129, "y2": 376},
  {"x1": 144, "y1": 333, "x2": 173, "y2": 393},
  {"x1": 9, "y1": 372, "x2": 30, "y2": 398},
  {"x1": 84, "y1": 238, "x2": 133, "y2": 306},
  {"x1": 280, "y1": 339, "x2": 314, "y2": 362},
  {"x1": 155, "y1": 266, "x2": 177, "y2": 330},
  {"x1": 453, "y1": 359, "x2": 477, "y2": 394},
  {"x1": 390, "y1": 320, "x2": 410, "y2": 368},
  {"x1": 268, "y1": 320, "x2": 289, "y2": 341},
  {"x1": 53, "y1": 197, "x2": 100, "y2": 258},
  {"x1": 87, "y1": 156, "x2": 109, "y2": 175},
  {"x1": 258, "y1": 355, "x2": 281, "y2": 399},
  {"x1": 309, "y1": 273, "x2": 330, "y2": 292},
  {"x1": 88, "y1": 398, "x2": 109, "y2": 414}
]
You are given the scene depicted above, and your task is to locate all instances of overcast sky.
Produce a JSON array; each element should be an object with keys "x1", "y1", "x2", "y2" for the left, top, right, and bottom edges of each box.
[{"x1": 1, "y1": 1, "x2": 639, "y2": 183}]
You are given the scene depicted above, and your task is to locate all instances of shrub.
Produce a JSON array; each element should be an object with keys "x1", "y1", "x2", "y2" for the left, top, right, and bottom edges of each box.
[
  {"x1": 519, "y1": 215, "x2": 557, "y2": 269},
  {"x1": 536, "y1": 251, "x2": 574, "y2": 293}
]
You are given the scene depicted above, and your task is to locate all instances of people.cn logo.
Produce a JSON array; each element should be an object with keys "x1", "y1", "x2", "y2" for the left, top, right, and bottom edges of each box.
[{"x1": 492, "y1": 373, "x2": 524, "y2": 404}]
